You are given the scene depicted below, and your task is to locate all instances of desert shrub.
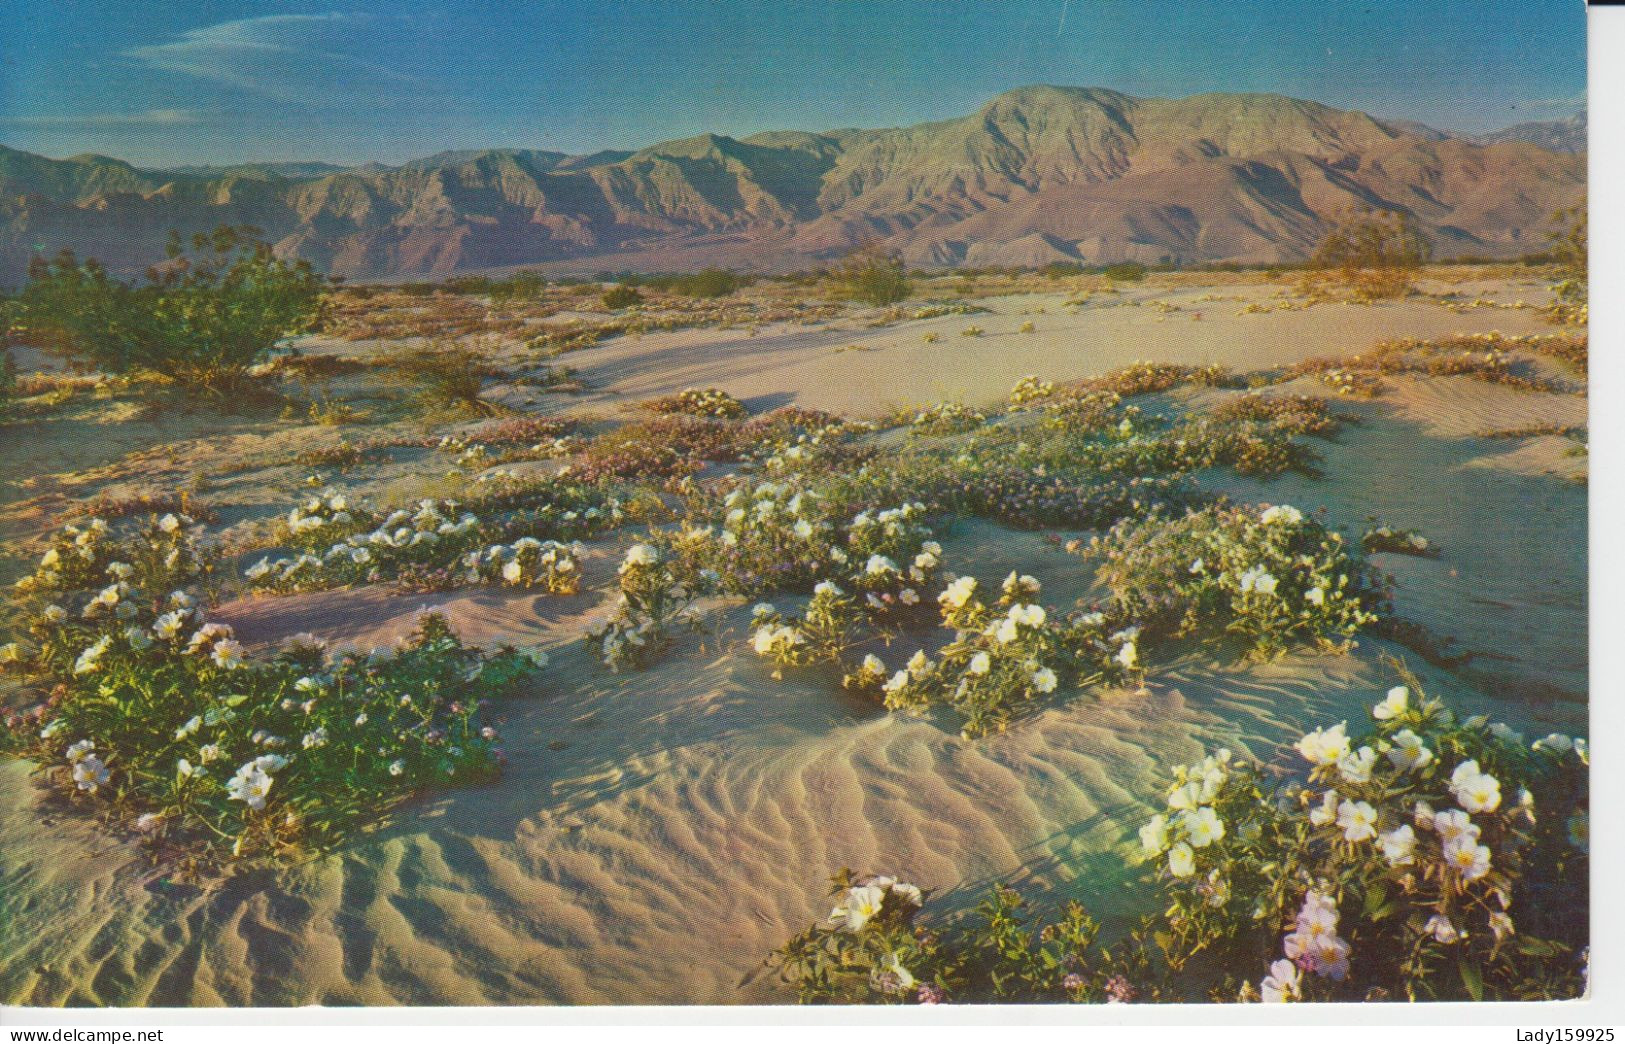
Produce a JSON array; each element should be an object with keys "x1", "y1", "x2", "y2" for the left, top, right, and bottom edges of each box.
[
  {"x1": 845, "y1": 572, "x2": 1138, "y2": 738},
  {"x1": 1041, "y1": 390, "x2": 1130, "y2": 434},
  {"x1": 769, "y1": 871, "x2": 1141, "y2": 1004},
  {"x1": 248, "y1": 485, "x2": 607, "y2": 593},
  {"x1": 598, "y1": 415, "x2": 750, "y2": 464},
  {"x1": 749, "y1": 582, "x2": 867, "y2": 675},
  {"x1": 769, "y1": 682, "x2": 1587, "y2": 1003},
  {"x1": 682, "y1": 483, "x2": 941, "y2": 601},
  {"x1": 392, "y1": 341, "x2": 502, "y2": 416},
  {"x1": 526, "y1": 326, "x2": 604, "y2": 357},
  {"x1": 601, "y1": 284, "x2": 644, "y2": 310},
  {"x1": 1287, "y1": 334, "x2": 1576, "y2": 395},
  {"x1": 953, "y1": 470, "x2": 1200, "y2": 530},
  {"x1": 1305, "y1": 209, "x2": 1431, "y2": 301},
  {"x1": 641, "y1": 386, "x2": 748, "y2": 420},
  {"x1": 590, "y1": 409, "x2": 848, "y2": 472},
  {"x1": 908, "y1": 402, "x2": 986, "y2": 437},
  {"x1": 1008, "y1": 375, "x2": 1056, "y2": 407},
  {"x1": 5, "y1": 227, "x2": 326, "y2": 392},
  {"x1": 1103, "y1": 263, "x2": 1148, "y2": 283},
  {"x1": 1072, "y1": 417, "x2": 1323, "y2": 480},
  {"x1": 1083, "y1": 503, "x2": 1382, "y2": 661},
  {"x1": 1141, "y1": 676, "x2": 1587, "y2": 1002},
  {"x1": 802, "y1": 429, "x2": 1201, "y2": 532},
  {"x1": 1546, "y1": 204, "x2": 1587, "y2": 326},
  {"x1": 587, "y1": 544, "x2": 704, "y2": 671},
  {"x1": 832, "y1": 246, "x2": 911, "y2": 306},
  {"x1": 1073, "y1": 362, "x2": 1239, "y2": 398},
  {"x1": 0, "y1": 515, "x2": 540, "y2": 861},
  {"x1": 1208, "y1": 394, "x2": 1342, "y2": 438},
  {"x1": 482, "y1": 270, "x2": 548, "y2": 303}
]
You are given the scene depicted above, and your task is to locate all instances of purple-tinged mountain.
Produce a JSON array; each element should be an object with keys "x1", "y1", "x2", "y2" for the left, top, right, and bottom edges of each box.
[{"x1": 0, "y1": 87, "x2": 1587, "y2": 284}]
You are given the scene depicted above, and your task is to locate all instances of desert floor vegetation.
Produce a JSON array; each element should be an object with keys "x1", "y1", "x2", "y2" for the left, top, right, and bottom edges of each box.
[{"x1": 0, "y1": 255, "x2": 1588, "y2": 1005}]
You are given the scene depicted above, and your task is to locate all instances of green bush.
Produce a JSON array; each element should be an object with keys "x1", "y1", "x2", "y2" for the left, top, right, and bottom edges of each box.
[
  {"x1": 1103, "y1": 262, "x2": 1148, "y2": 283},
  {"x1": 1306, "y1": 209, "x2": 1432, "y2": 301},
  {"x1": 1547, "y1": 204, "x2": 1587, "y2": 324},
  {"x1": 0, "y1": 514, "x2": 542, "y2": 861},
  {"x1": 769, "y1": 679, "x2": 1588, "y2": 1003},
  {"x1": 6, "y1": 226, "x2": 326, "y2": 392},
  {"x1": 676, "y1": 268, "x2": 744, "y2": 298},
  {"x1": 602, "y1": 284, "x2": 644, "y2": 310},
  {"x1": 392, "y1": 341, "x2": 501, "y2": 416},
  {"x1": 832, "y1": 247, "x2": 911, "y2": 306},
  {"x1": 1083, "y1": 503, "x2": 1381, "y2": 661}
]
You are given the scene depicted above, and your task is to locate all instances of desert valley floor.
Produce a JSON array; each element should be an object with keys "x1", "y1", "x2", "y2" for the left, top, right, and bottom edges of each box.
[{"x1": 0, "y1": 268, "x2": 1586, "y2": 1005}]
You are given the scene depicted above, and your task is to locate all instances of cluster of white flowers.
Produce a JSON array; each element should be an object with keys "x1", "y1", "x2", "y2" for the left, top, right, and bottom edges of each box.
[
  {"x1": 1141, "y1": 750, "x2": 1233, "y2": 880},
  {"x1": 908, "y1": 401, "x2": 986, "y2": 434},
  {"x1": 752, "y1": 620, "x2": 807, "y2": 656},
  {"x1": 939, "y1": 575, "x2": 978, "y2": 612},
  {"x1": 1237, "y1": 564, "x2": 1279, "y2": 596},
  {"x1": 14, "y1": 517, "x2": 111, "y2": 594},
  {"x1": 463, "y1": 537, "x2": 582, "y2": 590},
  {"x1": 284, "y1": 490, "x2": 356, "y2": 537},
  {"x1": 66, "y1": 739, "x2": 109, "y2": 792},
  {"x1": 1008, "y1": 375, "x2": 1057, "y2": 406},
  {"x1": 226, "y1": 754, "x2": 288, "y2": 811},
  {"x1": 1279, "y1": 890, "x2": 1351, "y2": 984},
  {"x1": 848, "y1": 506, "x2": 938, "y2": 601},
  {"x1": 826, "y1": 875, "x2": 923, "y2": 933},
  {"x1": 186, "y1": 622, "x2": 244, "y2": 670},
  {"x1": 1364, "y1": 525, "x2": 1431, "y2": 555},
  {"x1": 1259, "y1": 504, "x2": 1305, "y2": 527},
  {"x1": 657, "y1": 387, "x2": 746, "y2": 418},
  {"x1": 253, "y1": 498, "x2": 483, "y2": 588},
  {"x1": 591, "y1": 543, "x2": 700, "y2": 672}
]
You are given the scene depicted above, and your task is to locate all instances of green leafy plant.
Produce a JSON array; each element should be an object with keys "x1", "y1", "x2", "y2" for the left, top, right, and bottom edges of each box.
[
  {"x1": 1083, "y1": 503, "x2": 1382, "y2": 661},
  {"x1": 1, "y1": 514, "x2": 541, "y2": 862},
  {"x1": 6, "y1": 226, "x2": 326, "y2": 392},
  {"x1": 768, "y1": 680, "x2": 1587, "y2": 1004},
  {"x1": 832, "y1": 245, "x2": 911, "y2": 306}
]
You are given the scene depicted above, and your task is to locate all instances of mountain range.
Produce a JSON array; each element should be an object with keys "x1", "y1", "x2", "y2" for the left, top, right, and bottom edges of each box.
[{"x1": 0, "y1": 87, "x2": 1587, "y2": 284}]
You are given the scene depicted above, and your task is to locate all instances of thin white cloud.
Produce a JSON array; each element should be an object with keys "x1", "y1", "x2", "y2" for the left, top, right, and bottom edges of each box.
[
  {"x1": 123, "y1": 13, "x2": 421, "y2": 105},
  {"x1": 0, "y1": 108, "x2": 205, "y2": 128},
  {"x1": 1520, "y1": 89, "x2": 1587, "y2": 113}
]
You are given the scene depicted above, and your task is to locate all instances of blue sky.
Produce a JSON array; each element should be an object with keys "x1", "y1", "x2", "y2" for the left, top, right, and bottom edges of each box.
[{"x1": 0, "y1": 0, "x2": 1587, "y2": 167}]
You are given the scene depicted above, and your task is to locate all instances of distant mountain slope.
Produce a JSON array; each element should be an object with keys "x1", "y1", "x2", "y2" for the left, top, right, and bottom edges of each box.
[
  {"x1": 1473, "y1": 112, "x2": 1586, "y2": 154},
  {"x1": 153, "y1": 161, "x2": 350, "y2": 181},
  {"x1": 0, "y1": 86, "x2": 1587, "y2": 283}
]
